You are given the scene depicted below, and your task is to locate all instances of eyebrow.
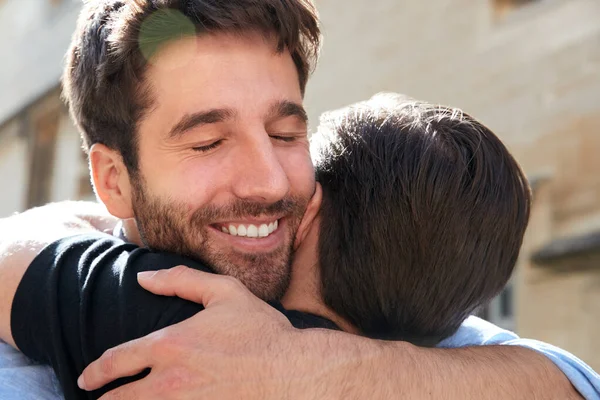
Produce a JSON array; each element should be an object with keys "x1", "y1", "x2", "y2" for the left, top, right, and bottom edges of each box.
[
  {"x1": 268, "y1": 100, "x2": 308, "y2": 124},
  {"x1": 168, "y1": 108, "x2": 235, "y2": 139},
  {"x1": 167, "y1": 100, "x2": 307, "y2": 139}
]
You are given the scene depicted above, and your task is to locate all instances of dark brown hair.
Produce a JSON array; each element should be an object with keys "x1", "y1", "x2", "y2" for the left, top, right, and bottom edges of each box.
[
  {"x1": 63, "y1": 0, "x2": 320, "y2": 173},
  {"x1": 312, "y1": 93, "x2": 531, "y2": 345}
]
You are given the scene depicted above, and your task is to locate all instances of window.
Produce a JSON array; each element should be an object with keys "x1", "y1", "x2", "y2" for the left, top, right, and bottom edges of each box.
[
  {"x1": 478, "y1": 281, "x2": 516, "y2": 332},
  {"x1": 499, "y1": 285, "x2": 513, "y2": 318},
  {"x1": 26, "y1": 106, "x2": 59, "y2": 208},
  {"x1": 0, "y1": 120, "x2": 29, "y2": 216}
]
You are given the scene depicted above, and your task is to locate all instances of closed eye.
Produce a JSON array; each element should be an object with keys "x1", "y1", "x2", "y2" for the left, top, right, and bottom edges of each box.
[
  {"x1": 192, "y1": 140, "x2": 223, "y2": 153},
  {"x1": 270, "y1": 135, "x2": 298, "y2": 142}
]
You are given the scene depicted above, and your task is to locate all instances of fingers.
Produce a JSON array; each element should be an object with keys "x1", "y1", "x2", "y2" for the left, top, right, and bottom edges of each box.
[
  {"x1": 137, "y1": 266, "x2": 249, "y2": 306},
  {"x1": 79, "y1": 337, "x2": 151, "y2": 391}
]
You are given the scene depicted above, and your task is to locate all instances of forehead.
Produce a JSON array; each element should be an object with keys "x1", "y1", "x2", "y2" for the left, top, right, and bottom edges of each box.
[{"x1": 143, "y1": 32, "x2": 302, "y2": 118}]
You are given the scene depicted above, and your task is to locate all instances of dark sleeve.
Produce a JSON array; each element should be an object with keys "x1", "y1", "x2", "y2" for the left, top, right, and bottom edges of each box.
[{"x1": 10, "y1": 233, "x2": 209, "y2": 400}]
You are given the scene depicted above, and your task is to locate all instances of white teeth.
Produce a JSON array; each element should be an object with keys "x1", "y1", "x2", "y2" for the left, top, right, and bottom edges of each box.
[
  {"x1": 221, "y1": 220, "x2": 279, "y2": 238},
  {"x1": 258, "y1": 224, "x2": 269, "y2": 237},
  {"x1": 247, "y1": 225, "x2": 258, "y2": 238}
]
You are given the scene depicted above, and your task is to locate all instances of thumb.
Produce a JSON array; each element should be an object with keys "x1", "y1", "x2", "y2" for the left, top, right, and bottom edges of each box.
[{"x1": 137, "y1": 266, "x2": 247, "y2": 307}]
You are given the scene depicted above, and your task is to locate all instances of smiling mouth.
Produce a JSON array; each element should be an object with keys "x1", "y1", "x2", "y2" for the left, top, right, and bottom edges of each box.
[{"x1": 213, "y1": 219, "x2": 279, "y2": 239}]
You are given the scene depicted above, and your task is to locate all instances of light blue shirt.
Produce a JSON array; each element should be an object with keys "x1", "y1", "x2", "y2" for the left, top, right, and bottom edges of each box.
[
  {"x1": 438, "y1": 317, "x2": 600, "y2": 399},
  {"x1": 1, "y1": 316, "x2": 599, "y2": 399}
]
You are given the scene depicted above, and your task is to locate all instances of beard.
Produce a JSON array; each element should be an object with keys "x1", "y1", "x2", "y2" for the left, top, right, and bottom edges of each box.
[{"x1": 129, "y1": 176, "x2": 309, "y2": 301}]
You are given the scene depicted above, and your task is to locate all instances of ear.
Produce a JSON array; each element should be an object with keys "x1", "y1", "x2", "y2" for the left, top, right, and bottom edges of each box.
[
  {"x1": 89, "y1": 143, "x2": 135, "y2": 219},
  {"x1": 294, "y1": 182, "x2": 323, "y2": 250}
]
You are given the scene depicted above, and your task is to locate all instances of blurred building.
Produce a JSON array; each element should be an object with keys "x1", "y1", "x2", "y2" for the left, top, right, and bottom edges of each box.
[
  {"x1": 0, "y1": 0, "x2": 92, "y2": 218},
  {"x1": 1, "y1": 0, "x2": 599, "y2": 369}
]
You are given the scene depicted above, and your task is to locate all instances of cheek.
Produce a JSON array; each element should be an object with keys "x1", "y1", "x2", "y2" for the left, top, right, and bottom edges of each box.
[
  {"x1": 176, "y1": 161, "x2": 230, "y2": 206},
  {"x1": 278, "y1": 147, "x2": 315, "y2": 197},
  {"x1": 141, "y1": 155, "x2": 224, "y2": 209},
  {"x1": 138, "y1": 134, "x2": 238, "y2": 209}
]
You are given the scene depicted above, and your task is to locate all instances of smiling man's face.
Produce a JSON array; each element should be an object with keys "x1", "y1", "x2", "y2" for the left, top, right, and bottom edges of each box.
[{"x1": 130, "y1": 32, "x2": 315, "y2": 300}]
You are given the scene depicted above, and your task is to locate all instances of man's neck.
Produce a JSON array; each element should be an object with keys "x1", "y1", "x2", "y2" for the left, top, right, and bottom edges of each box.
[
  {"x1": 121, "y1": 219, "x2": 144, "y2": 246},
  {"x1": 281, "y1": 224, "x2": 358, "y2": 334}
]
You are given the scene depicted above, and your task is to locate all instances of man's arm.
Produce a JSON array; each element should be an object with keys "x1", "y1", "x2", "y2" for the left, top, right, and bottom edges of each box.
[
  {"x1": 0, "y1": 205, "x2": 593, "y2": 399},
  {"x1": 81, "y1": 267, "x2": 591, "y2": 400},
  {"x1": 440, "y1": 316, "x2": 600, "y2": 399},
  {"x1": 5, "y1": 231, "x2": 211, "y2": 399},
  {"x1": 3, "y1": 204, "x2": 330, "y2": 399},
  {"x1": 0, "y1": 201, "x2": 115, "y2": 347}
]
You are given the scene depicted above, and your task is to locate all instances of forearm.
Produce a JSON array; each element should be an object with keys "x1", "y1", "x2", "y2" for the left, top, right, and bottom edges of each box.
[
  {"x1": 408, "y1": 345, "x2": 581, "y2": 399},
  {"x1": 300, "y1": 330, "x2": 581, "y2": 400}
]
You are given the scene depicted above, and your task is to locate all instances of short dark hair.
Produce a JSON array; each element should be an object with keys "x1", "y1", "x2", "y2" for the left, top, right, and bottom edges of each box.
[
  {"x1": 312, "y1": 93, "x2": 531, "y2": 345},
  {"x1": 63, "y1": 0, "x2": 320, "y2": 174}
]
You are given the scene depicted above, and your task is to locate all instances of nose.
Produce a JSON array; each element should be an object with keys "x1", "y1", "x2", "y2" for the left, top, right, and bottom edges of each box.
[{"x1": 231, "y1": 132, "x2": 290, "y2": 204}]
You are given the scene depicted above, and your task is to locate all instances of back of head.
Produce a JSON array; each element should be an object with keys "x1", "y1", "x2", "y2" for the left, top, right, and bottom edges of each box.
[
  {"x1": 312, "y1": 93, "x2": 531, "y2": 345},
  {"x1": 63, "y1": 0, "x2": 320, "y2": 174}
]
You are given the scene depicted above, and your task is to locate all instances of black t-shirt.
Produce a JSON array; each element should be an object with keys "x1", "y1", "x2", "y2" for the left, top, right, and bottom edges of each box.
[{"x1": 10, "y1": 233, "x2": 338, "y2": 400}]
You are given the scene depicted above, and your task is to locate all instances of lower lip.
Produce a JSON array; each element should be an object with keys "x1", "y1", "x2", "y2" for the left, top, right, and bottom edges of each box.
[{"x1": 209, "y1": 219, "x2": 287, "y2": 252}]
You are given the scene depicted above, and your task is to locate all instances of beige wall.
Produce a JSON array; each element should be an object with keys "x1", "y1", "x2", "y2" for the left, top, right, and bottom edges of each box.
[
  {"x1": 306, "y1": 0, "x2": 600, "y2": 368},
  {"x1": 0, "y1": 0, "x2": 80, "y2": 124},
  {"x1": 518, "y1": 264, "x2": 600, "y2": 370},
  {"x1": 516, "y1": 180, "x2": 600, "y2": 371}
]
